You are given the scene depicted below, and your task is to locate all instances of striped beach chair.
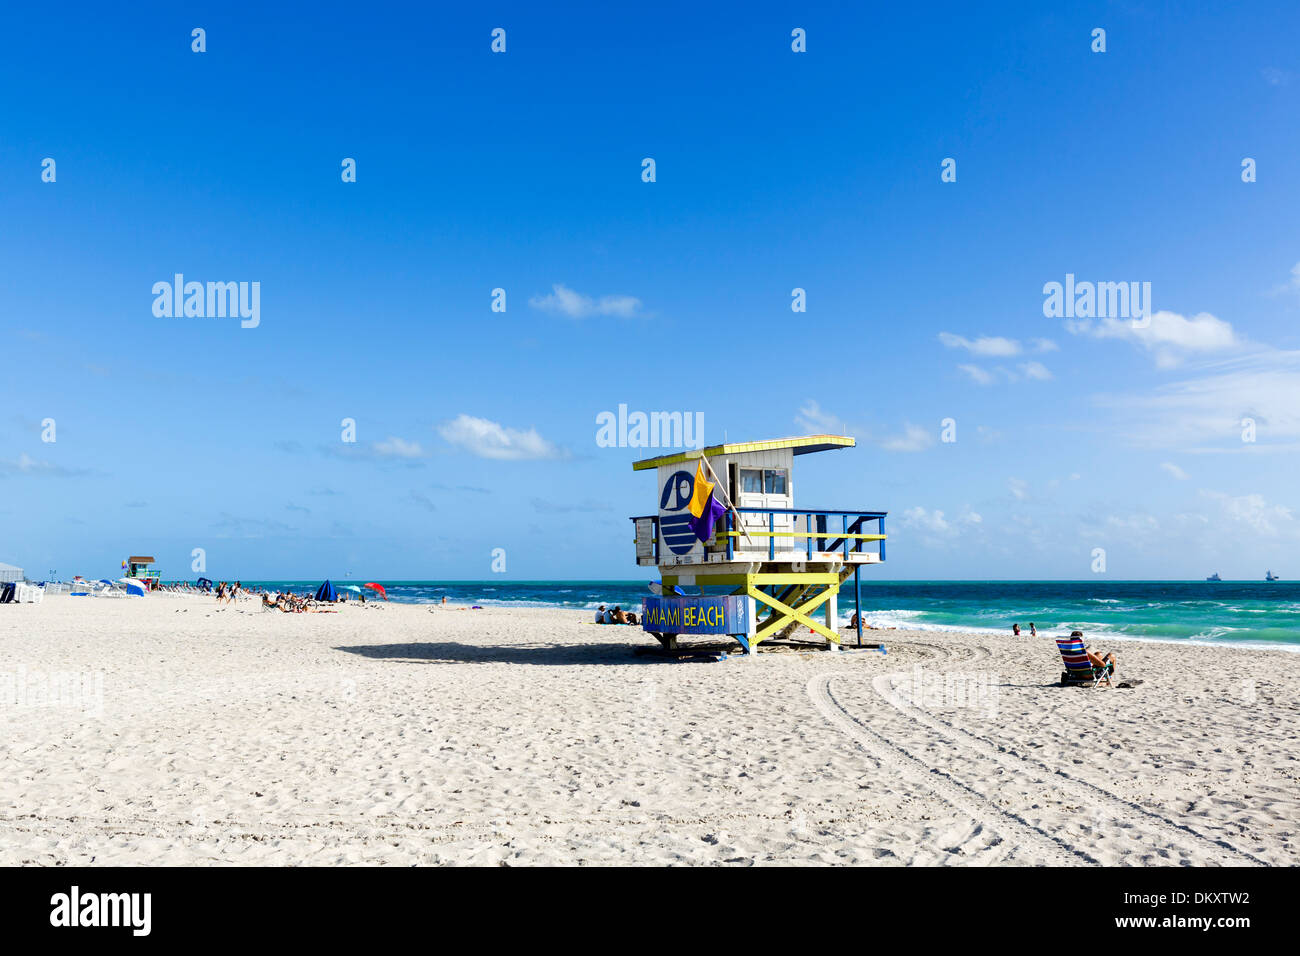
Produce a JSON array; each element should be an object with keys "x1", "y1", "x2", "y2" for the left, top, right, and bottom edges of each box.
[{"x1": 1056, "y1": 638, "x2": 1113, "y2": 687}]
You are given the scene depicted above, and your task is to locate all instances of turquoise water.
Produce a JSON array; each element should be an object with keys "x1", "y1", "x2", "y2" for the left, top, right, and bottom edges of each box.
[{"x1": 237, "y1": 579, "x2": 1300, "y2": 650}]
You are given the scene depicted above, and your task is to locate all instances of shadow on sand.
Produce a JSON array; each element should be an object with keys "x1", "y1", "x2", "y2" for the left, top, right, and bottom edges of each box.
[{"x1": 332, "y1": 640, "x2": 721, "y2": 666}]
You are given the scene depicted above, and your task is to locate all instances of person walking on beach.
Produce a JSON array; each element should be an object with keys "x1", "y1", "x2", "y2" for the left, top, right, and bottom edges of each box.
[
  {"x1": 1012, "y1": 623, "x2": 1021, "y2": 636},
  {"x1": 1029, "y1": 622, "x2": 1037, "y2": 637}
]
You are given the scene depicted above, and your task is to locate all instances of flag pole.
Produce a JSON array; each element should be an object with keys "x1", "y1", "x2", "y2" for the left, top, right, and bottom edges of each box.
[{"x1": 697, "y1": 452, "x2": 754, "y2": 547}]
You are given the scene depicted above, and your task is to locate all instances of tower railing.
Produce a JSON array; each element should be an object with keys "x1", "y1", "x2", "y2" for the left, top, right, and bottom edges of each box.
[{"x1": 630, "y1": 508, "x2": 886, "y2": 564}]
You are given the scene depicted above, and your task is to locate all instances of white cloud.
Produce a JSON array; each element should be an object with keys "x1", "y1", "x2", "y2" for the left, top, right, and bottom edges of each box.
[
  {"x1": 795, "y1": 399, "x2": 859, "y2": 436},
  {"x1": 1008, "y1": 477, "x2": 1028, "y2": 500},
  {"x1": 1089, "y1": 273, "x2": 1295, "y2": 446},
  {"x1": 957, "y1": 364, "x2": 997, "y2": 386},
  {"x1": 899, "y1": 506, "x2": 982, "y2": 542},
  {"x1": 901, "y1": 506, "x2": 950, "y2": 534},
  {"x1": 372, "y1": 436, "x2": 426, "y2": 459},
  {"x1": 1160, "y1": 462, "x2": 1189, "y2": 480},
  {"x1": 1068, "y1": 310, "x2": 1240, "y2": 368},
  {"x1": 1097, "y1": 348, "x2": 1300, "y2": 448},
  {"x1": 0, "y1": 453, "x2": 92, "y2": 477},
  {"x1": 1201, "y1": 490, "x2": 1297, "y2": 537},
  {"x1": 1101, "y1": 512, "x2": 1160, "y2": 541},
  {"x1": 795, "y1": 401, "x2": 931, "y2": 452},
  {"x1": 957, "y1": 363, "x2": 1050, "y2": 385},
  {"x1": 437, "y1": 414, "x2": 568, "y2": 460},
  {"x1": 880, "y1": 423, "x2": 934, "y2": 452},
  {"x1": 1030, "y1": 338, "x2": 1059, "y2": 353},
  {"x1": 529, "y1": 283, "x2": 642, "y2": 319},
  {"x1": 938, "y1": 332, "x2": 1022, "y2": 356}
]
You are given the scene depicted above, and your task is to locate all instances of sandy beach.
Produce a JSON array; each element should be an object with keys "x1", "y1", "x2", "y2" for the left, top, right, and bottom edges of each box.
[{"x1": 1, "y1": 592, "x2": 1296, "y2": 866}]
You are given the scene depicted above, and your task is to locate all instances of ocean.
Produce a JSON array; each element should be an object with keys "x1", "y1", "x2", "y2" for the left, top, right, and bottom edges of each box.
[{"x1": 239, "y1": 579, "x2": 1300, "y2": 650}]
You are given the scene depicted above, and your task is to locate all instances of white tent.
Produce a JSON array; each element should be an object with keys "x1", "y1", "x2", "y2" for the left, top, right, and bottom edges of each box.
[{"x1": 0, "y1": 562, "x2": 23, "y2": 584}]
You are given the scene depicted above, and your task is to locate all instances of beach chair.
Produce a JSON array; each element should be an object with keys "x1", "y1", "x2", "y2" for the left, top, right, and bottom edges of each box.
[{"x1": 1056, "y1": 638, "x2": 1113, "y2": 687}]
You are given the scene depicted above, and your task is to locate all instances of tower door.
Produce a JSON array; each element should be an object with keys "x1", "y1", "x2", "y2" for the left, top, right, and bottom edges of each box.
[{"x1": 735, "y1": 465, "x2": 793, "y2": 553}]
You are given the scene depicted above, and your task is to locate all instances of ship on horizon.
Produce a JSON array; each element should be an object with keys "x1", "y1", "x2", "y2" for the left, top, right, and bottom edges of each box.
[
  {"x1": 1266, "y1": 570, "x2": 1280, "y2": 581},
  {"x1": 1206, "y1": 572, "x2": 1222, "y2": 582}
]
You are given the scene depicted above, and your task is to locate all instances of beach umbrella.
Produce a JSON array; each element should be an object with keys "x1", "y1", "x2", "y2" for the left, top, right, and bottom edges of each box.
[
  {"x1": 363, "y1": 582, "x2": 388, "y2": 601},
  {"x1": 315, "y1": 580, "x2": 338, "y2": 602},
  {"x1": 117, "y1": 578, "x2": 148, "y2": 597}
]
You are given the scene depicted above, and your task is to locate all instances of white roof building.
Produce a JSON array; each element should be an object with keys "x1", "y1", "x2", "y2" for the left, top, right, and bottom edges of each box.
[{"x1": 0, "y1": 562, "x2": 23, "y2": 584}]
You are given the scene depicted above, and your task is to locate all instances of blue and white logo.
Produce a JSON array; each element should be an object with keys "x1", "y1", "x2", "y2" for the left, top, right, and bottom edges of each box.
[{"x1": 659, "y1": 469, "x2": 697, "y2": 556}]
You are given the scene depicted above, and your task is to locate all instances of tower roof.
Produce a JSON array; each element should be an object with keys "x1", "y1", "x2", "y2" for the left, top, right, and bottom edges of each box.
[{"x1": 631, "y1": 435, "x2": 854, "y2": 471}]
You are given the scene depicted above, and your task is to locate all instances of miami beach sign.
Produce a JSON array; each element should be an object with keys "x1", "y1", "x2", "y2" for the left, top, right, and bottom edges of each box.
[{"x1": 642, "y1": 594, "x2": 755, "y2": 647}]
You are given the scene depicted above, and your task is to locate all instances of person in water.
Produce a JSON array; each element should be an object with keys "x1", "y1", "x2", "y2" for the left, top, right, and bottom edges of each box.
[{"x1": 1012, "y1": 623, "x2": 1021, "y2": 636}]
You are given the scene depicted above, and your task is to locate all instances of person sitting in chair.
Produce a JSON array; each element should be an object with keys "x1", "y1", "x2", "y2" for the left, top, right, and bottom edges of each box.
[{"x1": 1070, "y1": 629, "x2": 1117, "y2": 675}]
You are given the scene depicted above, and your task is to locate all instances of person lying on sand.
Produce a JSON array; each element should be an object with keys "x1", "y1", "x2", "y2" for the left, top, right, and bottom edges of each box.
[{"x1": 1070, "y1": 629, "x2": 1117, "y2": 674}]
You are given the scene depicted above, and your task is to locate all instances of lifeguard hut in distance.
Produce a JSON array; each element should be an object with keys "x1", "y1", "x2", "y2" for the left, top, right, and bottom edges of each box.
[
  {"x1": 123, "y1": 556, "x2": 160, "y2": 586},
  {"x1": 630, "y1": 435, "x2": 886, "y2": 653}
]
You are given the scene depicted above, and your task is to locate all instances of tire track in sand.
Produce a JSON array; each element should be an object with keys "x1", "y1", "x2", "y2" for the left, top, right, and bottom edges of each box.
[
  {"x1": 807, "y1": 673, "x2": 1094, "y2": 865},
  {"x1": 868, "y1": 672, "x2": 1265, "y2": 866}
]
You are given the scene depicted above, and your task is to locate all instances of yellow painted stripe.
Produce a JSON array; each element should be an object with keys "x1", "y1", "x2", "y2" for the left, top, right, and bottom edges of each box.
[{"x1": 748, "y1": 572, "x2": 840, "y2": 585}]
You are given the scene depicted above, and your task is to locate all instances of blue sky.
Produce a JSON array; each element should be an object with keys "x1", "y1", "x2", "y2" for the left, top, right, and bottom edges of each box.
[{"x1": 2, "y1": 1, "x2": 1299, "y2": 581}]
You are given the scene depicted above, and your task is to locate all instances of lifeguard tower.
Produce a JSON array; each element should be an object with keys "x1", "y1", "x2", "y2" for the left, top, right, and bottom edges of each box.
[
  {"x1": 123, "y1": 555, "x2": 160, "y2": 587},
  {"x1": 630, "y1": 436, "x2": 887, "y2": 653}
]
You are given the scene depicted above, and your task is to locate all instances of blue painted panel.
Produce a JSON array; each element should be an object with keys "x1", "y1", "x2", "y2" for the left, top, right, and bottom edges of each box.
[{"x1": 641, "y1": 595, "x2": 753, "y2": 636}]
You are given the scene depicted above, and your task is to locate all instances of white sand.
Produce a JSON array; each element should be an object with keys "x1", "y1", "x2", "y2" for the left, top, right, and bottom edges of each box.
[{"x1": 1, "y1": 593, "x2": 1296, "y2": 865}]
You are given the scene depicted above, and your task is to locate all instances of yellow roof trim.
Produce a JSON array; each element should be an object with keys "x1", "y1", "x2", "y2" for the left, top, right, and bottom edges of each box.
[{"x1": 631, "y1": 435, "x2": 855, "y2": 471}]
